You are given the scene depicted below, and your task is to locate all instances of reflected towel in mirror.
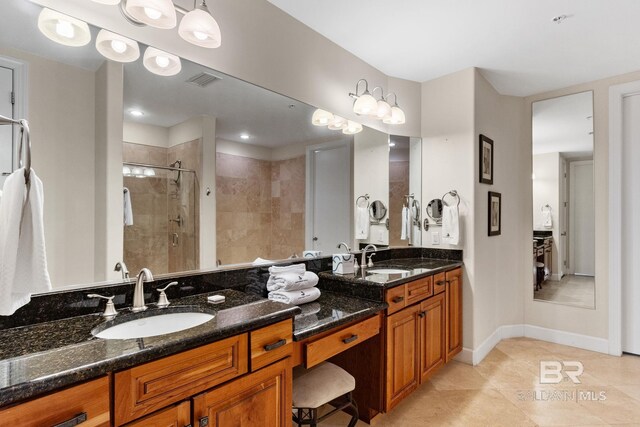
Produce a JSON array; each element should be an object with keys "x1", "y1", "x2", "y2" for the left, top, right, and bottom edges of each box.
[
  {"x1": 123, "y1": 187, "x2": 133, "y2": 226},
  {"x1": 0, "y1": 168, "x2": 52, "y2": 315},
  {"x1": 268, "y1": 287, "x2": 321, "y2": 305},
  {"x1": 542, "y1": 210, "x2": 553, "y2": 229},
  {"x1": 355, "y1": 205, "x2": 370, "y2": 239},
  {"x1": 401, "y1": 206, "x2": 410, "y2": 241},
  {"x1": 442, "y1": 204, "x2": 460, "y2": 245}
]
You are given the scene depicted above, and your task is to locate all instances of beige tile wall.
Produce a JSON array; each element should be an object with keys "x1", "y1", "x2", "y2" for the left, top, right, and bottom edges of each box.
[
  {"x1": 216, "y1": 153, "x2": 305, "y2": 265},
  {"x1": 389, "y1": 160, "x2": 410, "y2": 247}
]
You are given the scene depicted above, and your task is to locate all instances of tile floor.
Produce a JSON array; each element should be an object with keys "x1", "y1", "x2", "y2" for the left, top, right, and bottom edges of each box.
[
  {"x1": 534, "y1": 275, "x2": 595, "y2": 308},
  {"x1": 321, "y1": 338, "x2": 640, "y2": 427}
]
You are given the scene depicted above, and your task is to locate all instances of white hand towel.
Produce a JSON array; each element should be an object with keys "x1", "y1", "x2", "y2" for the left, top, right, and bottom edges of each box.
[
  {"x1": 355, "y1": 205, "x2": 370, "y2": 240},
  {"x1": 0, "y1": 168, "x2": 52, "y2": 315},
  {"x1": 268, "y1": 263, "x2": 306, "y2": 275},
  {"x1": 442, "y1": 205, "x2": 460, "y2": 245},
  {"x1": 401, "y1": 206, "x2": 410, "y2": 241},
  {"x1": 253, "y1": 257, "x2": 274, "y2": 265},
  {"x1": 542, "y1": 210, "x2": 553, "y2": 229},
  {"x1": 123, "y1": 187, "x2": 133, "y2": 226},
  {"x1": 267, "y1": 271, "x2": 319, "y2": 292},
  {"x1": 268, "y1": 287, "x2": 321, "y2": 305}
]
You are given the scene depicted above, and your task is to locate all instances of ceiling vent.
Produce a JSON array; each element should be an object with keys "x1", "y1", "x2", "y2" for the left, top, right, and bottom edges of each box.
[{"x1": 185, "y1": 72, "x2": 220, "y2": 88}]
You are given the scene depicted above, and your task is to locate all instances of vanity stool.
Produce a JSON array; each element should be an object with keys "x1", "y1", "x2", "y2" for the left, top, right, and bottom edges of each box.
[{"x1": 292, "y1": 362, "x2": 359, "y2": 427}]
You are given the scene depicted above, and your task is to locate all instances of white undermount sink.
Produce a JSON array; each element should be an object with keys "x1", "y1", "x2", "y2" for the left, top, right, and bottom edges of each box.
[
  {"x1": 367, "y1": 268, "x2": 411, "y2": 275},
  {"x1": 93, "y1": 312, "x2": 214, "y2": 340}
]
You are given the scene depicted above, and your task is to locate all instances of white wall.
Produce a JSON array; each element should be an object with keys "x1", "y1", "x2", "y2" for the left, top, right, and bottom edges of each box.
[
  {"x1": 0, "y1": 46, "x2": 98, "y2": 288},
  {"x1": 216, "y1": 139, "x2": 273, "y2": 161},
  {"x1": 123, "y1": 121, "x2": 169, "y2": 148},
  {"x1": 353, "y1": 126, "x2": 389, "y2": 247},
  {"x1": 421, "y1": 68, "x2": 476, "y2": 350},
  {"x1": 32, "y1": 0, "x2": 422, "y2": 138},
  {"x1": 409, "y1": 137, "x2": 422, "y2": 246},
  {"x1": 533, "y1": 152, "x2": 562, "y2": 277}
]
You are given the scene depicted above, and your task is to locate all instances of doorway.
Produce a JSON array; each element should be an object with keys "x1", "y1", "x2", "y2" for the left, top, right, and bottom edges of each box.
[{"x1": 0, "y1": 65, "x2": 13, "y2": 188}]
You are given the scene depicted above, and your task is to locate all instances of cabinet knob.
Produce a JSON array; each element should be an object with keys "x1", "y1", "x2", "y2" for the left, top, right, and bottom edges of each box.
[
  {"x1": 199, "y1": 416, "x2": 209, "y2": 427},
  {"x1": 418, "y1": 311, "x2": 426, "y2": 318}
]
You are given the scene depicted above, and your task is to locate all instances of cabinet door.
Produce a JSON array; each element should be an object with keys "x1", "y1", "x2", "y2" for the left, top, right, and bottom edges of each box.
[
  {"x1": 445, "y1": 268, "x2": 463, "y2": 362},
  {"x1": 419, "y1": 293, "x2": 446, "y2": 382},
  {"x1": 385, "y1": 304, "x2": 420, "y2": 411},
  {"x1": 125, "y1": 401, "x2": 191, "y2": 427},
  {"x1": 193, "y1": 358, "x2": 292, "y2": 427}
]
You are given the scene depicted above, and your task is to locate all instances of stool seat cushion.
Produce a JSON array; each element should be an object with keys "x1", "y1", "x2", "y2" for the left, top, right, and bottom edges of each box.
[{"x1": 292, "y1": 362, "x2": 355, "y2": 409}]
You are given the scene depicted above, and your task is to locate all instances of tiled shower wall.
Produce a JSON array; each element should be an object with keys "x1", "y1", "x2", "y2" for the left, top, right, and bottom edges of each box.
[
  {"x1": 216, "y1": 153, "x2": 305, "y2": 265},
  {"x1": 123, "y1": 141, "x2": 200, "y2": 275},
  {"x1": 389, "y1": 161, "x2": 410, "y2": 247}
]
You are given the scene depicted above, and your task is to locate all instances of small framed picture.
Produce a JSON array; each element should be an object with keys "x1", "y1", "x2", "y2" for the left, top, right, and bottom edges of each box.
[
  {"x1": 479, "y1": 134, "x2": 494, "y2": 185},
  {"x1": 488, "y1": 191, "x2": 501, "y2": 236}
]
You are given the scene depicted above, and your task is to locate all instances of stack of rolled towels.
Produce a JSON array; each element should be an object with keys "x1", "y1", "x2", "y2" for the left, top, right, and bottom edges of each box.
[{"x1": 267, "y1": 263, "x2": 320, "y2": 305}]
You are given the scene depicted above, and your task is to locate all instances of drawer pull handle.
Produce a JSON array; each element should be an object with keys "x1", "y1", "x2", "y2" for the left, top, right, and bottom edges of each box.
[
  {"x1": 342, "y1": 334, "x2": 359, "y2": 344},
  {"x1": 436, "y1": 280, "x2": 445, "y2": 286},
  {"x1": 418, "y1": 311, "x2": 426, "y2": 318},
  {"x1": 391, "y1": 296, "x2": 404, "y2": 303},
  {"x1": 53, "y1": 413, "x2": 87, "y2": 427},
  {"x1": 264, "y1": 339, "x2": 287, "y2": 351}
]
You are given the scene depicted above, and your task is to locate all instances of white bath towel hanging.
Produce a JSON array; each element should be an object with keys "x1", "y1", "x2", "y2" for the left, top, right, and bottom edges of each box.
[
  {"x1": 0, "y1": 168, "x2": 52, "y2": 315},
  {"x1": 401, "y1": 206, "x2": 410, "y2": 241},
  {"x1": 123, "y1": 187, "x2": 133, "y2": 226},
  {"x1": 542, "y1": 208, "x2": 553, "y2": 229},
  {"x1": 442, "y1": 204, "x2": 460, "y2": 245},
  {"x1": 355, "y1": 205, "x2": 370, "y2": 240}
]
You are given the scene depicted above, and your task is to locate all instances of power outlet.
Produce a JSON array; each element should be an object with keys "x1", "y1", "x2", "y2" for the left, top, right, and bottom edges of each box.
[{"x1": 431, "y1": 232, "x2": 441, "y2": 245}]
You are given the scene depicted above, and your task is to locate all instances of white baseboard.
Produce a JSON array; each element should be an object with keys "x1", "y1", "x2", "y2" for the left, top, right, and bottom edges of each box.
[
  {"x1": 523, "y1": 325, "x2": 609, "y2": 354},
  {"x1": 459, "y1": 324, "x2": 608, "y2": 366},
  {"x1": 550, "y1": 273, "x2": 562, "y2": 281}
]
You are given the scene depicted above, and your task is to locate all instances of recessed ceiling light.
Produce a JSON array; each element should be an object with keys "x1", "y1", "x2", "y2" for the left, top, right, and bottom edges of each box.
[
  {"x1": 240, "y1": 133, "x2": 250, "y2": 140},
  {"x1": 389, "y1": 142, "x2": 396, "y2": 147},
  {"x1": 129, "y1": 109, "x2": 144, "y2": 117}
]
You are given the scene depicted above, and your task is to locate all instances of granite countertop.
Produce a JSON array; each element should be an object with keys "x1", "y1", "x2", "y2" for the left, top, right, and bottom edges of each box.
[
  {"x1": 293, "y1": 292, "x2": 387, "y2": 341},
  {"x1": 0, "y1": 289, "x2": 299, "y2": 407}
]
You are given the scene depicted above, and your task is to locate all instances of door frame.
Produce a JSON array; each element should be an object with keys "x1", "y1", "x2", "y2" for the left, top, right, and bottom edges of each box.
[
  {"x1": 568, "y1": 159, "x2": 594, "y2": 276},
  {"x1": 305, "y1": 138, "x2": 353, "y2": 250},
  {"x1": 609, "y1": 79, "x2": 640, "y2": 356},
  {"x1": 0, "y1": 55, "x2": 28, "y2": 172}
]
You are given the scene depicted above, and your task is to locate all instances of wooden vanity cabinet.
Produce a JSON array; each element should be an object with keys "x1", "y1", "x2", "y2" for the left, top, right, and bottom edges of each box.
[
  {"x1": 384, "y1": 267, "x2": 462, "y2": 412},
  {"x1": 193, "y1": 358, "x2": 292, "y2": 427},
  {"x1": 124, "y1": 401, "x2": 191, "y2": 426},
  {"x1": 445, "y1": 268, "x2": 463, "y2": 362}
]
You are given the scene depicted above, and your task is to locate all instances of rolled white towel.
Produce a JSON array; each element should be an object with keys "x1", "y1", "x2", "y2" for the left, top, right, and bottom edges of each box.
[
  {"x1": 268, "y1": 263, "x2": 306, "y2": 275},
  {"x1": 267, "y1": 271, "x2": 319, "y2": 292},
  {"x1": 268, "y1": 287, "x2": 321, "y2": 305}
]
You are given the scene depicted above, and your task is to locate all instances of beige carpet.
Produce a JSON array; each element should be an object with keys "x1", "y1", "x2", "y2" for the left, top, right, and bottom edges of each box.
[{"x1": 318, "y1": 338, "x2": 640, "y2": 426}]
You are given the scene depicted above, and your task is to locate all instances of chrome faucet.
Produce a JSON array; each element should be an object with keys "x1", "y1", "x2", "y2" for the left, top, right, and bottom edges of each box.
[
  {"x1": 132, "y1": 268, "x2": 154, "y2": 312},
  {"x1": 337, "y1": 242, "x2": 352, "y2": 253},
  {"x1": 114, "y1": 261, "x2": 130, "y2": 281},
  {"x1": 361, "y1": 244, "x2": 377, "y2": 269}
]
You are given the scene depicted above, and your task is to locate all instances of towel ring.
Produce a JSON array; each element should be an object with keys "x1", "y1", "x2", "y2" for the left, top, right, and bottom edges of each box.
[
  {"x1": 0, "y1": 115, "x2": 31, "y2": 186},
  {"x1": 541, "y1": 204, "x2": 551, "y2": 212},
  {"x1": 356, "y1": 194, "x2": 370, "y2": 208},
  {"x1": 442, "y1": 190, "x2": 460, "y2": 208}
]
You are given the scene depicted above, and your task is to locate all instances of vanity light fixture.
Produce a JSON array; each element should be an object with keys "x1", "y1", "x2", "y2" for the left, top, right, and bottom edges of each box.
[
  {"x1": 372, "y1": 87, "x2": 392, "y2": 121},
  {"x1": 178, "y1": 0, "x2": 222, "y2": 48},
  {"x1": 143, "y1": 167, "x2": 156, "y2": 177},
  {"x1": 143, "y1": 47, "x2": 182, "y2": 76},
  {"x1": 131, "y1": 167, "x2": 144, "y2": 177},
  {"x1": 123, "y1": 166, "x2": 132, "y2": 176},
  {"x1": 311, "y1": 109, "x2": 334, "y2": 126},
  {"x1": 328, "y1": 115, "x2": 348, "y2": 130},
  {"x1": 382, "y1": 93, "x2": 406, "y2": 125},
  {"x1": 96, "y1": 30, "x2": 140, "y2": 62},
  {"x1": 342, "y1": 120, "x2": 363, "y2": 135},
  {"x1": 124, "y1": 0, "x2": 177, "y2": 29},
  {"x1": 37, "y1": 8, "x2": 91, "y2": 47},
  {"x1": 388, "y1": 142, "x2": 396, "y2": 147},
  {"x1": 350, "y1": 79, "x2": 378, "y2": 116}
]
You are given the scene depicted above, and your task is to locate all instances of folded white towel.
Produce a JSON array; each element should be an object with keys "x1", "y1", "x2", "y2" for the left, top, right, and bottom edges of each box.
[
  {"x1": 253, "y1": 257, "x2": 274, "y2": 265},
  {"x1": 267, "y1": 271, "x2": 319, "y2": 292},
  {"x1": 0, "y1": 168, "x2": 52, "y2": 315},
  {"x1": 401, "y1": 206, "x2": 410, "y2": 241},
  {"x1": 542, "y1": 210, "x2": 553, "y2": 229},
  {"x1": 268, "y1": 287, "x2": 321, "y2": 305},
  {"x1": 442, "y1": 204, "x2": 460, "y2": 245},
  {"x1": 123, "y1": 187, "x2": 133, "y2": 226},
  {"x1": 355, "y1": 205, "x2": 370, "y2": 240},
  {"x1": 268, "y1": 263, "x2": 306, "y2": 275}
]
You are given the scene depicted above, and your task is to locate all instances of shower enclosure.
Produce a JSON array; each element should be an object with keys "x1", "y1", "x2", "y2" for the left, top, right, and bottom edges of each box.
[{"x1": 123, "y1": 161, "x2": 198, "y2": 275}]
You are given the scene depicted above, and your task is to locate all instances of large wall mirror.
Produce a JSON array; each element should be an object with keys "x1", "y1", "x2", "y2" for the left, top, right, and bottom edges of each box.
[
  {"x1": 0, "y1": 0, "x2": 422, "y2": 289},
  {"x1": 531, "y1": 91, "x2": 595, "y2": 308}
]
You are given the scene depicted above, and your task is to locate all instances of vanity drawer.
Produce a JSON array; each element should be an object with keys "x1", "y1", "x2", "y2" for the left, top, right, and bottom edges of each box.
[
  {"x1": 115, "y1": 334, "x2": 248, "y2": 425},
  {"x1": 433, "y1": 273, "x2": 446, "y2": 295},
  {"x1": 386, "y1": 285, "x2": 408, "y2": 314},
  {"x1": 0, "y1": 376, "x2": 110, "y2": 427},
  {"x1": 406, "y1": 276, "x2": 433, "y2": 305},
  {"x1": 250, "y1": 319, "x2": 293, "y2": 371},
  {"x1": 305, "y1": 314, "x2": 381, "y2": 368}
]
